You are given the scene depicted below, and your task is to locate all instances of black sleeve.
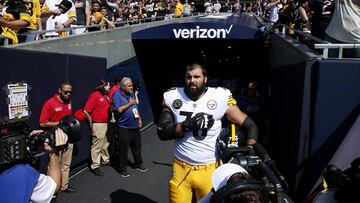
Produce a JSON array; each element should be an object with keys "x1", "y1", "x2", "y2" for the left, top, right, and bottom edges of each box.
[
  {"x1": 157, "y1": 111, "x2": 178, "y2": 141},
  {"x1": 241, "y1": 117, "x2": 258, "y2": 142}
]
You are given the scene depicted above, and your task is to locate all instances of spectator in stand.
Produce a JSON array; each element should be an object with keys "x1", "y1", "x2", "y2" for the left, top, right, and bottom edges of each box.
[
  {"x1": 100, "y1": 6, "x2": 115, "y2": 22},
  {"x1": 41, "y1": 0, "x2": 76, "y2": 38},
  {"x1": 71, "y1": 0, "x2": 90, "y2": 35},
  {"x1": 213, "y1": 0, "x2": 221, "y2": 13},
  {"x1": 88, "y1": 11, "x2": 114, "y2": 31},
  {"x1": 112, "y1": 77, "x2": 148, "y2": 177},
  {"x1": 21, "y1": 0, "x2": 41, "y2": 42},
  {"x1": 224, "y1": 0, "x2": 233, "y2": 13},
  {"x1": 144, "y1": 0, "x2": 155, "y2": 20},
  {"x1": 191, "y1": 2, "x2": 196, "y2": 13},
  {"x1": 0, "y1": 0, "x2": 31, "y2": 45},
  {"x1": 39, "y1": 81, "x2": 77, "y2": 193},
  {"x1": 114, "y1": 9, "x2": 127, "y2": 25},
  {"x1": 88, "y1": 11, "x2": 104, "y2": 31},
  {"x1": 233, "y1": 0, "x2": 241, "y2": 14},
  {"x1": 84, "y1": 79, "x2": 111, "y2": 176},
  {"x1": 128, "y1": 4, "x2": 146, "y2": 23},
  {"x1": 265, "y1": 0, "x2": 281, "y2": 26},
  {"x1": 182, "y1": 0, "x2": 191, "y2": 16},
  {"x1": 325, "y1": 0, "x2": 360, "y2": 58},
  {"x1": 204, "y1": 0, "x2": 214, "y2": 14},
  {"x1": 153, "y1": 0, "x2": 166, "y2": 20},
  {"x1": 173, "y1": 0, "x2": 183, "y2": 17},
  {"x1": 294, "y1": 0, "x2": 311, "y2": 34},
  {"x1": 91, "y1": 0, "x2": 102, "y2": 13},
  {"x1": 309, "y1": 0, "x2": 334, "y2": 40}
]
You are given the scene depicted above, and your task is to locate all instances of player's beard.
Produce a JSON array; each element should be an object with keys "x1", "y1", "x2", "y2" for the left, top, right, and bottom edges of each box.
[{"x1": 185, "y1": 81, "x2": 206, "y2": 100}]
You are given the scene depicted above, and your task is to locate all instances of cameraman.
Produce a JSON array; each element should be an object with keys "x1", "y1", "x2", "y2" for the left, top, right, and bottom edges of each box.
[
  {"x1": 198, "y1": 163, "x2": 270, "y2": 203},
  {"x1": 0, "y1": 129, "x2": 68, "y2": 203}
]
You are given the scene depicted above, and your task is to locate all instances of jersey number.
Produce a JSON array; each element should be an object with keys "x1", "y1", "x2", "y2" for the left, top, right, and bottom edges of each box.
[{"x1": 180, "y1": 111, "x2": 207, "y2": 141}]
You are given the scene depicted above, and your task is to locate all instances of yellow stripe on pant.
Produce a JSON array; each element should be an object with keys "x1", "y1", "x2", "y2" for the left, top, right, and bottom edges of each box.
[{"x1": 169, "y1": 158, "x2": 216, "y2": 203}]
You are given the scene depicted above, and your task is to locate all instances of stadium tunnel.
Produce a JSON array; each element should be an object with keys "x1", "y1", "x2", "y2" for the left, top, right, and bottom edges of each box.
[
  {"x1": 131, "y1": 14, "x2": 270, "y2": 121},
  {"x1": 131, "y1": 13, "x2": 360, "y2": 201}
]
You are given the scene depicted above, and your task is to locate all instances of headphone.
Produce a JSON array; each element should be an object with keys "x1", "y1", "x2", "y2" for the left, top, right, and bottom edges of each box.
[{"x1": 210, "y1": 179, "x2": 269, "y2": 203}]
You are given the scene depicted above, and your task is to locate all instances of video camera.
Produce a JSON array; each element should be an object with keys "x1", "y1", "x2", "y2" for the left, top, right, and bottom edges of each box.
[
  {"x1": 215, "y1": 128, "x2": 293, "y2": 203},
  {"x1": 0, "y1": 115, "x2": 82, "y2": 167}
]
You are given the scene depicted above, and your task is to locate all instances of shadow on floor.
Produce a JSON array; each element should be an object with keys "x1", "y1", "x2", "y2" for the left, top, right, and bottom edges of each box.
[{"x1": 110, "y1": 189, "x2": 159, "y2": 203}]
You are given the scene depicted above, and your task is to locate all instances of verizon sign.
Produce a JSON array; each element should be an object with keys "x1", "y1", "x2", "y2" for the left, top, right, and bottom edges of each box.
[{"x1": 173, "y1": 25, "x2": 233, "y2": 39}]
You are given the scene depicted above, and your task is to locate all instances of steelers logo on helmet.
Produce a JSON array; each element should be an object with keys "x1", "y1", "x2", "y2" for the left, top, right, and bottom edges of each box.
[
  {"x1": 172, "y1": 99, "x2": 182, "y2": 109},
  {"x1": 207, "y1": 100, "x2": 217, "y2": 110}
]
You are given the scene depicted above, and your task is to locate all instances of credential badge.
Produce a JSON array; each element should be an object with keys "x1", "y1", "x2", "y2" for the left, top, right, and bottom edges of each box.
[
  {"x1": 207, "y1": 100, "x2": 217, "y2": 110},
  {"x1": 172, "y1": 99, "x2": 183, "y2": 109}
]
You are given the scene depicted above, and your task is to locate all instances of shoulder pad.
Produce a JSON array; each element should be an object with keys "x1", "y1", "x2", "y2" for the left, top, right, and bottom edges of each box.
[{"x1": 165, "y1": 87, "x2": 177, "y2": 92}]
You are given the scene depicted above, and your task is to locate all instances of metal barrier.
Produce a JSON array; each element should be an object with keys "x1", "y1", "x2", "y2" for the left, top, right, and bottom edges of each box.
[
  {"x1": 313, "y1": 43, "x2": 360, "y2": 59},
  {"x1": 255, "y1": 14, "x2": 360, "y2": 60},
  {"x1": 0, "y1": 13, "x2": 202, "y2": 46}
]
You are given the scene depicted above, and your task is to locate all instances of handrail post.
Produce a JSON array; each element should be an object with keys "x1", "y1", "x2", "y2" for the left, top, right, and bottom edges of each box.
[
  {"x1": 323, "y1": 48, "x2": 328, "y2": 59},
  {"x1": 339, "y1": 47, "x2": 343, "y2": 59}
]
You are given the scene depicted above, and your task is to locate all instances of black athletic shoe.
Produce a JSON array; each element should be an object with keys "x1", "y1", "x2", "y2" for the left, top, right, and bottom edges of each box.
[
  {"x1": 62, "y1": 186, "x2": 77, "y2": 193},
  {"x1": 120, "y1": 172, "x2": 130, "y2": 177},
  {"x1": 102, "y1": 162, "x2": 111, "y2": 166},
  {"x1": 135, "y1": 165, "x2": 148, "y2": 172},
  {"x1": 90, "y1": 168, "x2": 103, "y2": 176}
]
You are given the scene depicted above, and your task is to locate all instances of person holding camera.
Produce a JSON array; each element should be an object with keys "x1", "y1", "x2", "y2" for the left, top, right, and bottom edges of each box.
[
  {"x1": 39, "y1": 81, "x2": 77, "y2": 193},
  {"x1": 0, "y1": 129, "x2": 68, "y2": 203},
  {"x1": 40, "y1": 0, "x2": 76, "y2": 38},
  {"x1": 83, "y1": 79, "x2": 111, "y2": 176},
  {"x1": 112, "y1": 77, "x2": 147, "y2": 177},
  {"x1": 157, "y1": 63, "x2": 258, "y2": 203},
  {"x1": 197, "y1": 163, "x2": 270, "y2": 203}
]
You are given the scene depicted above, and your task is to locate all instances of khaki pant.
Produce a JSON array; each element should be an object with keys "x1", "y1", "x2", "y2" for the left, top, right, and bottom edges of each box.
[
  {"x1": 59, "y1": 143, "x2": 73, "y2": 191},
  {"x1": 91, "y1": 123, "x2": 110, "y2": 169},
  {"x1": 169, "y1": 158, "x2": 216, "y2": 203}
]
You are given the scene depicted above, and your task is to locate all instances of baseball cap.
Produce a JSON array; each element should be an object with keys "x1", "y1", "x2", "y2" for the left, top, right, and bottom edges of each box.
[
  {"x1": 57, "y1": 0, "x2": 73, "y2": 13},
  {"x1": 212, "y1": 163, "x2": 248, "y2": 191}
]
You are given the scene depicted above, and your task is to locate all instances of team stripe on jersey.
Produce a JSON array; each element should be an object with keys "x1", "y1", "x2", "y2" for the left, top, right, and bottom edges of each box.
[{"x1": 227, "y1": 97, "x2": 237, "y2": 106}]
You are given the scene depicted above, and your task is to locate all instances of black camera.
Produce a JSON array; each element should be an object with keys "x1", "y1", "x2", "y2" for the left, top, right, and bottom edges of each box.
[
  {"x1": 0, "y1": 115, "x2": 82, "y2": 166},
  {"x1": 216, "y1": 123, "x2": 293, "y2": 203}
]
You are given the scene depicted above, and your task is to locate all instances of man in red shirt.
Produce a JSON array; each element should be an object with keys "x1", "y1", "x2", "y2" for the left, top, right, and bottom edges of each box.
[
  {"x1": 107, "y1": 75, "x2": 123, "y2": 161},
  {"x1": 109, "y1": 75, "x2": 123, "y2": 106},
  {"x1": 39, "y1": 81, "x2": 77, "y2": 193},
  {"x1": 84, "y1": 79, "x2": 111, "y2": 176}
]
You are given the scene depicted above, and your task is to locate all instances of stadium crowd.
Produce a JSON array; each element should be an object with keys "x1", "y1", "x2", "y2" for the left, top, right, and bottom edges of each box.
[{"x1": 0, "y1": 0, "x2": 359, "y2": 44}]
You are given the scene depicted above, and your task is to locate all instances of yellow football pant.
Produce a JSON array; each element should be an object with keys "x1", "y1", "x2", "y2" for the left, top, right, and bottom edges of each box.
[{"x1": 169, "y1": 158, "x2": 216, "y2": 203}]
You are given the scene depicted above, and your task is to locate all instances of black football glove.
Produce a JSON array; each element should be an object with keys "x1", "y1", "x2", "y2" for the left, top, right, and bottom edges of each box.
[{"x1": 181, "y1": 112, "x2": 214, "y2": 132}]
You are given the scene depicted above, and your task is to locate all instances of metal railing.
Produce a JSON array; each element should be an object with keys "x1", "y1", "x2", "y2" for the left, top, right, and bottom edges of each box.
[
  {"x1": 256, "y1": 14, "x2": 360, "y2": 60},
  {"x1": 313, "y1": 43, "x2": 360, "y2": 59},
  {"x1": 0, "y1": 12, "x2": 202, "y2": 46}
]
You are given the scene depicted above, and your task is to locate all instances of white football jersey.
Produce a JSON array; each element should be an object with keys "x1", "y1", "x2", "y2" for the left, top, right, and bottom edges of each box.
[{"x1": 163, "y1": 87, "x2": 236, "y2": 165}]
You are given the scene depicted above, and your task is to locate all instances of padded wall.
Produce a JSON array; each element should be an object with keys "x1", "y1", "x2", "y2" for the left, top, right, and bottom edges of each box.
[{"x1": 0, "y1": 47, "x2": 107, "y2": 171}]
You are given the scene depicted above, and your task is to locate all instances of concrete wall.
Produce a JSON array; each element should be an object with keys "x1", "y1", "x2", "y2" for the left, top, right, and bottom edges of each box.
[{"x1": 14, "y1": 18, "x2": 191, "y2": 68}]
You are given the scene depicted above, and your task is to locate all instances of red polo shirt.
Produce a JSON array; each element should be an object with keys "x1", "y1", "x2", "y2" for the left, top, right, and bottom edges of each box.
[
  {"x1": 84, "y1": 91, "x2": 110, "y2": 123},
  {"x1": 39, "y1": 95, "x2": 72, "y2": 123},
  {"x1": 109, "y1": 84, "x2": 120, "y2": 104}
]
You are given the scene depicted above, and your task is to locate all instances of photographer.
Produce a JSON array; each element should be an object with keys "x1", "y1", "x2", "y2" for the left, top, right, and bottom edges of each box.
[
  {"x1": 197, "y1": 163, "x2": 270, "y2": 203},
  {"x1": 0, "y1": 129, "x2": 68, "y2": 203}
]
